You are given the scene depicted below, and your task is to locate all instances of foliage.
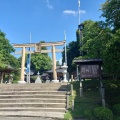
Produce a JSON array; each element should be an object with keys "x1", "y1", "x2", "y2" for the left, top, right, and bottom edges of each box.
[
  {"x1": 64, "y1": 111, "x2": 72, "y2": 120},
  {"x1": 82, "y1": 20, "x2": 111, "y2": 59},
  {"x1": 64, "y1": 81, "x2": 101, "y2": 119},
  {"x1": 6, "y1": 54, "x2": 20, "y2": 69},
  {"x1": 0, "y1": 30, "x2": 19, "y2": 70},
  {"x1": 113, "y1": 104, "x2": 120, "y2": 116},
  {"x1": 101, "y1": 0, "x2": 120, "y2": 30},
  {"x1": 103, "y1": 29, "x2": 120, "y2": 77},
  {"x1": 31, "y1": 53, "x2": 52, "y2": 74},
  {"x1": 62, "y1": 20, "x2": 113, "y2": 76},
  {"x1": 65, "y1": 80, "x2": 120, "y2": 120},
  {"x1": 94, "y1": 107, "x2": 113, "y2": 120},
  {"x1": 10, "y1": 69, "x2": 20, "y2": 83},
  {"x1": 84, "y1": 109, "x2": 93, "y2": 120}
]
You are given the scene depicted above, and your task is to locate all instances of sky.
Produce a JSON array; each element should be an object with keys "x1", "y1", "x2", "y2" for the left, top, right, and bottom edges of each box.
[{"x1": 0, "y1": 0, "x2": 106, "y2": 64}]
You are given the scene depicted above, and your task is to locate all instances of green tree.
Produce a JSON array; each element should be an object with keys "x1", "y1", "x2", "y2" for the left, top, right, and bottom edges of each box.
[
  {"x1": 0, "y1": 30, "x2": 19, "y2": 69},
  {"x1": 30, "y1": 41, "x2": 52, "y2": 74},
  {"x1": 101, "y1": 0, "x2": 120, "y2": 30},
  {"x1": 31, "y1": 53, "x2": 52, "y2": 74},
  {"x1": 103, "y1": 29, "x2": 120, "y2": 78},
  {"x1": 81, "y1": 20, "x2": 111, "y2": 59}
]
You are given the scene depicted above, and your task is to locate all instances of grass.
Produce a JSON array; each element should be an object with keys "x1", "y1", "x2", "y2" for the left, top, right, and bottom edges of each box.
[
  {"x1": 64, "y1": 80, "x2": 101, "y2": 120},
  {"x1": 64, "y1": 79, "x2": 120, "y2": 120}
]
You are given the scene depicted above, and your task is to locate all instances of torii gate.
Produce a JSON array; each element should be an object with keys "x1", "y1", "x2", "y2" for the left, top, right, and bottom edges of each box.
[{"x1": 13, "y1": 40, "x2": 65, "y2": 83}]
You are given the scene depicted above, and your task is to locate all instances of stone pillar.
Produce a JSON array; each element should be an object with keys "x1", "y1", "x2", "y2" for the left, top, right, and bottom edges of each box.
[
  {"x1": 0, "y1": 72, "x2": 4, "y2": 83},
  {"x1": 18, "y1": 47, "x2": 26, "y2": 83},
  {"x1": 52, "y1": 45, "x2": 59, "y2": 83}
]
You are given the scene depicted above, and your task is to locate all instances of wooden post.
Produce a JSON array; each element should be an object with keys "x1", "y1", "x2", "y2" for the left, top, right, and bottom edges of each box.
[
  {"x1": 67, "y1": 95, "x2": 69, "y2": 109},
  {"x1": 102, "y1": 88, "x2": 105, "y2": 107},
  {"x1": 71, "y1": 75, "x2": 73, "y2": 82},
  {"x1": 80, "y1": 81, "x2": 83, "y2": 97},
  {"x1": 100, "y1": 79, "x2": 105, "y2": 107}
]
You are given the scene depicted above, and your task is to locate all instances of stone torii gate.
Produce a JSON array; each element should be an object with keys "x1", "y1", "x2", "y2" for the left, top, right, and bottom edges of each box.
[{"x1": 13, "y1": 40, "x2": 65, "y2": 83}]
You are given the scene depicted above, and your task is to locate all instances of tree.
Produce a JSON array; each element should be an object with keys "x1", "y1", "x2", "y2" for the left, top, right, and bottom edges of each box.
[
  {"x1": 101, "y1": 0, "x2": 120, "y2": 30},
  {"x1": 31, "y1": 53, "x2": 52, "y2": 74},
  {"x1": 81, "y1": 20, "x2": 111, "y2": 59},
  {"x1": 30, "y1": 41, "x2": 52, "y2": 74},
  {"x1": 103, "y1": 29, "x2": 120, "y2": 78},
  {"x1": 0, "y1": 30, "x2": 19, "y2": 69},
  {"x1": 62, "y1": 20, "x2": 113, "y2": 76}
]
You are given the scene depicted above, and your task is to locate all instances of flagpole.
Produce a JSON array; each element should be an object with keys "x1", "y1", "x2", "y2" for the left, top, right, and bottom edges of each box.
[
  {"x1": 64, "y1": 31, "x2": 67, "y2": 65},
  {"x1": 78, "y1": 0, "x2": 81, "y2": 55},
  {"x1": 29, "y1": 32, "x2": 31, "y2": 84},
  {"x1": 78, "y1": 0, "x2": 80, "y2": 25}
]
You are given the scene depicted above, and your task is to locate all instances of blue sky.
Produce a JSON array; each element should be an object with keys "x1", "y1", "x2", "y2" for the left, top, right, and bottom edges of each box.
[{"x1": 0, "y1": 0, "x2": 105, "y2": 64}]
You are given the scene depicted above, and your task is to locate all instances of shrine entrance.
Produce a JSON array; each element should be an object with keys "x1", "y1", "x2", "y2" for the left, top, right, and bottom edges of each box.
[{"x1": 13, "y1": 40, "x2": 66, "y2": 83}]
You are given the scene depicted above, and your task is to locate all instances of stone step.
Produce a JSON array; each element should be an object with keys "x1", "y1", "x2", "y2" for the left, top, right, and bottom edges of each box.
[
  {"x1": 0, "y1": 83, "x2": 68, "y2": 87},
  {"x1": 0, "y1": 91, "x2": 67, "y2": 95},
  {"x1": 0, "y1": 94, "x2": 66, "y2": 99},
  {"x1": 0, "y1": 111, "x2": 65, "y2": 119},
  {"x1": 0, "y1": 88, "x2": 68, "y2": 92},
  {"x1": 0, "y1": 98, "x2": 66, "y2": 103},
  {"x1": 0, "y1": 108, "x2": 66, "y2": 112},
  {"x1": 0, "y1": 83, "x2": 69, "y2": 119},
  {"x1": 0, "y1": 103, "x2": 66, "y2": 108}
]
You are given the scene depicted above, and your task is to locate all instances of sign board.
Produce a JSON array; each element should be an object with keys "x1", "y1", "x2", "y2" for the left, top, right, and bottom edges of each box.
[
  {"x1": 73, "y1": 59, "x2": 102, "y2": 79},
  {"x1": 80, "y1": 64, "x2": 101, "y2": 79}
]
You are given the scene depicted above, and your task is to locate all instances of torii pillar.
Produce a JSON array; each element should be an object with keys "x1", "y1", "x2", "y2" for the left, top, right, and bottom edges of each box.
[
  {"x1": 18, "y1": 47, "x2": 26, "y2": 83},
  {"x1": 52, "y1": 45, "x2": 59, "y2": 83}
]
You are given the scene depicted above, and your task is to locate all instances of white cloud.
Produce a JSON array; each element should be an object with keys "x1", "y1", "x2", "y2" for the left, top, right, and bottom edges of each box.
[
  {"x1": 63, "y1": 10, "x2": 86, "y2": 15},
  {"x1": 63, "y1": 10, "x2": 77, "y2": 15},
  {"x1": 46, "y1": 0, "x2": 54, "y2": 9},
  {"x1": 80, "y1": 10, "x2": 86, "y2": 14}
]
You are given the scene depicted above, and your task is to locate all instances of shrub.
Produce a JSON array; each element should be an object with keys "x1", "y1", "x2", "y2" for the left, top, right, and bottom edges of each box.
[
  {"x1": 84, "y1": 110, "x2": 93, "y2": 120},
  {"x1": 94, "y1": 107, "x2": 113, "y2": 120},
  {"x1": 113, "y1": 104, "x2": 120, "y2": 116}
]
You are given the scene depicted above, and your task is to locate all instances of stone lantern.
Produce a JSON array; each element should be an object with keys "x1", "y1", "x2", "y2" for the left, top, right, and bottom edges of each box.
[{"x1": 61, "y1": 63, "x2": 68, "y2": 82}]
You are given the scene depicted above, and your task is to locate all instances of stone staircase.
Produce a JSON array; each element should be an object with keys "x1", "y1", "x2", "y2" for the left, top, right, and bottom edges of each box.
[{"x1": 0, "y1": 83, "x2": 69, "y2": 119}]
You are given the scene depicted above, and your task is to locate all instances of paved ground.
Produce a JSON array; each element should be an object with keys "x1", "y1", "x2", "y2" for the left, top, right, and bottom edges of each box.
[
  {"x1": 0, "y1": 117, "x2": 62, "y2": 120},
  {"x1": 0, "y1": 117, "x2": 86, "y2": 120}
]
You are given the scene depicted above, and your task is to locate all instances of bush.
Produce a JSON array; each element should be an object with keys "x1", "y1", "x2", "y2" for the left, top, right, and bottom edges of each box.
[
  {"x1": 113, "y1": 104, "x2": 120, "y2": 116},
  {"x1": 94, "y1": 107, "x2": 113, "y2": 120},
  {"x1": 84, "y1": 110, "x2": 93, "y2": 120}
]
